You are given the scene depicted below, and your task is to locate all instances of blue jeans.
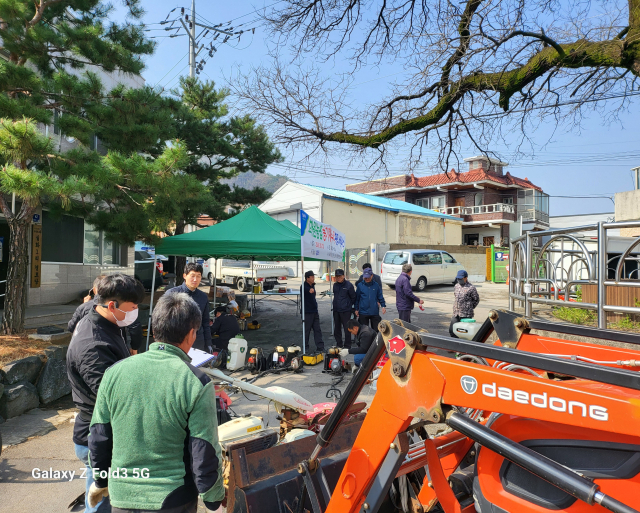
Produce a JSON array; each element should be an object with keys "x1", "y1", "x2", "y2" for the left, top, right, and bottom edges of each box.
[
  {"x1": 354, "y1": 353, "x2": 365, "y2": 366},
  {"x1": 75, "y1": 443, "x2": 111, "y2": 513}
]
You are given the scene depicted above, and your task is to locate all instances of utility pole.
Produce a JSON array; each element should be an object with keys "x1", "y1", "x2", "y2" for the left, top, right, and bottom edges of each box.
[
  {"x1": 189, "y1": 0, "x2": 196, "y2": 78},
  {"x1": 174, "y1": 1, "x2": 233, "y2": 78}
]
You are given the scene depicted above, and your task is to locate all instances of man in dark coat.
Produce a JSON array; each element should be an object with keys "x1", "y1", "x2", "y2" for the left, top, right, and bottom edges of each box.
[
  {"x1": 395, "y1": 264, "x2": 424, "y2": 323},
  {"x1": 210, "y1": 305, "x2": 240, "y2": 352},
  {"x1": 301, "y1": 270, "x2": 325, "y2": 352},
  {"x1": 339, "y1": 319, "x2": 377, "y2": 367},
  {"x1": 66, "y1": 274, "x2": 145, "y2": 513},
  {"x1": 332, "y1": 268, "x2": 355, "y2": 348},
  {"x1": 164, "y1": 262, "x2": 211, "y2": 352},
  {"x1": 69, "y1": 275, "x2": 143, "y2": 353}
]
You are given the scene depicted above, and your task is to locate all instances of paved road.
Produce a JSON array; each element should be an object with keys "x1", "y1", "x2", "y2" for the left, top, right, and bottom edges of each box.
[{"x1": 0, "y1": 278, "x2": 508, "y2": 513}]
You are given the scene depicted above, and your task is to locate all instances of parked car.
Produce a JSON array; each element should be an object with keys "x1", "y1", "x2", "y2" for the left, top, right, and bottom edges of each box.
[
  {"x1": 380, "y1": 249, "x2": 465, "y2": 291},
  {"x1": 202, "y1": 259, "x2": 290, "y2": 292},
  {"x1": 134, "y1": 252, "x2": 164, "y2": 291}
]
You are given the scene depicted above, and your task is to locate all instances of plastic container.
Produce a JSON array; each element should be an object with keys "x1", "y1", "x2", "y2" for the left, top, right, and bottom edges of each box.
[
  {"x1": 452, "y1": 318, "x2": 482, "y2": 340},
  {"x1": 227, "y1": 335, "x2": 248, "y2": 370}
]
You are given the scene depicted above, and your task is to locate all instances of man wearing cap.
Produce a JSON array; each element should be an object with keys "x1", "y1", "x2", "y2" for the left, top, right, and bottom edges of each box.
[
  {"x1": 395, "y1": 264, "x2": 424, "y2": 323},
  {"x1": 355, "y1": 268, "x2": 386, "y2": 331},
  {"x1": 332, "y1": 269, "x2": 356, "y2": 348},
  {"x1": 355, "y1": 262, "x2": 382, "y2": 288},
  {"x1": 301, "y1": 270, "x2": 325, "y2": 351},
  {"x1": 450, "y1": 270, "x2": 480, "y2": 337}
]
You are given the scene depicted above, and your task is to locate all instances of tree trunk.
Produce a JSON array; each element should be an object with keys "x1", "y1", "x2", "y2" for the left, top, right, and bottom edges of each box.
[
  {"x1": 174, "y1": 221, "x2": 186, "y2": 286},
  {"x1": 1, "y1": 202, "x2": 36, "y2": 334}
]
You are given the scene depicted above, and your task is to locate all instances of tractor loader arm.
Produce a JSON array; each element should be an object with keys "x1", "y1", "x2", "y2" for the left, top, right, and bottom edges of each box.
[{"x1": 318, "y1": 319, "x2": 640, "y2": 513}]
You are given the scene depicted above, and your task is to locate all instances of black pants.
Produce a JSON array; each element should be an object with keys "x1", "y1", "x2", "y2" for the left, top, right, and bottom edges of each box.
[
  {"x1": 304, "y1": 312, "x2": 325, "y2": 351},
  {"x1": 449, "y1": 315, "x2": 461, "y2": 337},
  {"x1": 359, "y1": 314, "x2": 382, "y2": 332},
  {"x1": 398, "y1": 310, "x2": 411, "y2": 323},
  {"x1": 333, "y1": 311, "x2": 352, "y2": 348},
  {"x1": 113, "y1": 499, "x2": 198, "y2": 513}
]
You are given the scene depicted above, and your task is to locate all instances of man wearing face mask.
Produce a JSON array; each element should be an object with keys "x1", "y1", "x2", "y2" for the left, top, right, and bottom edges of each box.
[
  {"x1": 66, "y1": 273, "x2": 145, "y2": 513},
  {"x1": 450, "y1": 270, "x2": 480, "y2": 337}
]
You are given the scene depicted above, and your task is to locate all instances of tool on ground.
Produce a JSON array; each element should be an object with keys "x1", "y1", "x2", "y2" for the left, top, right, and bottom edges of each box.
[
  {"x1": 303, "y1": 351, "x2": 324, "y2": 365},
  {"x1": 226, "y1": 335, "x2": 247, "y2": 371},
  {"x1": 323, "y1": 346, "x2": 348, "y2": 375},
  {"x1": 451, "y1": 317, "x2": 482, "y2": 340},
  {"x1": 246, "y1": 347, "x2": 268, "y2": 374}
]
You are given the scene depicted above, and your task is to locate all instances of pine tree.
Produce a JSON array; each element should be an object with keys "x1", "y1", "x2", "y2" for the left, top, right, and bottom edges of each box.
[{"x1": 0, "y1": 0, "x2": 171, "y2": 332}]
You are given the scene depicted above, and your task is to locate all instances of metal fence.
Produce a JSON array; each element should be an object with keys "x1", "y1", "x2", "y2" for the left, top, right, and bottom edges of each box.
[{"x1": 509, "y1": 221, "x2": 640, "y2": 329}]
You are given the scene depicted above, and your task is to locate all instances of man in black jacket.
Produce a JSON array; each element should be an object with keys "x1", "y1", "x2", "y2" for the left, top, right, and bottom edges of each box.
[
  {"x1": 339, "y1": 319, "x2": 377, "y2": 367},
  {"x1": 68, "y1": 275, "x2": 143, "y2": 354},
  {"x1": 332, "y1": 269, "x2": 355, "y2": 348},
  {"x1": 301, "y1": 270, "x2": 324, "y2": 352},
  {"x1": 210, "y1": 306, "x2": 240, "y2": 352},
  {"x1": 66, "y1": 274, "x2": 145, "y2": 513},
  {"x1": 164, "y1": 262, "x2": 211, "y2": 352}
]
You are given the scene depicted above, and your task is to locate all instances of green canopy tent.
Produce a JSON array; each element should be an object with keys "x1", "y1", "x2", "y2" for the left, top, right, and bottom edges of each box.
[{"x1": 151, "y1": 206, "x2": 334, "y2": 352}]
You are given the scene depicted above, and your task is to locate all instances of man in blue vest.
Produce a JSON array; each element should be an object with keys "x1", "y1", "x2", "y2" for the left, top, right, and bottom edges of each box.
[{"x1": 355, "y1": 268, "x2": 386, "y2": 331}]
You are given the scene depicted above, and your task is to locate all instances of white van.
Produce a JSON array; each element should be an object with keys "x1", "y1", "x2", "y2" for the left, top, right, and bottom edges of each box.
[{"x1": 381, "y1": 249, "x2": 465, "y2": 291}]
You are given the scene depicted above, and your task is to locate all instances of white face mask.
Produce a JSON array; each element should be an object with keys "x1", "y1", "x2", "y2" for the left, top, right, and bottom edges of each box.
[{"x1": 112, "y1": 307, "x2": 138, "y2": 327}]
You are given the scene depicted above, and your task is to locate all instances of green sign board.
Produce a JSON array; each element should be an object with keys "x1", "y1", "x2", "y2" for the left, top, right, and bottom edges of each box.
[{"x1": 491, "y1": 245, "x2": 510, "y2": 283}]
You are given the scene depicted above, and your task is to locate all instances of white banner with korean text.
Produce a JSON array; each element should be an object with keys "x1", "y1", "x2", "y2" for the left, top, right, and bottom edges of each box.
[{"x1": 300, "y1": 210, "x2": 346, "y2": 262}]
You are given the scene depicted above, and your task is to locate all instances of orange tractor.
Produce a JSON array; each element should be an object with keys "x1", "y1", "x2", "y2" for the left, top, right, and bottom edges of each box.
[{"x1": 225, "y1": 310, "x2": 640, "y2": 513}]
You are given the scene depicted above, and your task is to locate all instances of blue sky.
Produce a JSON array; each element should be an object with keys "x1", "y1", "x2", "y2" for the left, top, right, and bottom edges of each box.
[{"x1": 114, "y1": 1, "x2": 639, "y2": 216}]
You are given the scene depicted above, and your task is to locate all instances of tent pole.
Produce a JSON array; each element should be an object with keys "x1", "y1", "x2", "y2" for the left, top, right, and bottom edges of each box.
[
  {"x1": 146, "y1": 252, "x2": 159, "y2": 351},
  {"x1": 212, "y1": 258, "x2": 217, "y2": 309},
  {"x1": 329, "y1": 261, "x2": 333, "y2": 338},
  {"x1": 301, "y1": 255, "x2": 305, "y2": 354},
  {"x1": 251, "y1": 258, "x2": 254, "y2": 316}
]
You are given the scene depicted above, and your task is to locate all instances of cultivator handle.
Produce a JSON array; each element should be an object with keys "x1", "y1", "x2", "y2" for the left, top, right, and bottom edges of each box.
[
  {"x1": 447, "y1": 413, "x2": 640, "y2": 513},
  {"x1": 314, "y1": 333, "x2": 386, "y2": 451}
]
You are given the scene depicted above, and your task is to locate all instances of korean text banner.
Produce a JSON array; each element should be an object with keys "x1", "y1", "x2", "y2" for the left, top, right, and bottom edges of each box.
[{"x1": 300, "y1": 210, "x2": 346, "y2": 262}]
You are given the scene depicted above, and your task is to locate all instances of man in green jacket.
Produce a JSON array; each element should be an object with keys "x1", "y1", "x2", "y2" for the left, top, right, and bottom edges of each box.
[{"x1": 88, "y1": 292, "x2": 224, "y2": 513}]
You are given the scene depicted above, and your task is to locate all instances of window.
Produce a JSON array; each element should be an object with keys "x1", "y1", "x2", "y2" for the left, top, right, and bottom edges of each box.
[
  {"x1": 412, "y1": 253, "x2": 429, "y2": 265},
  {"x1": 83, "y1": 222, "x2": 120, "y2": 265},
  {"x1": 502, "y1": 197, "x2": 514, "y2": 204},
  {"x1": 383, "y1": 252, "x2": 409, "y2": 265},
  {"x1": 442, "y1": 253, "x2": 456, "y2": 263},
  {"x1": 474, "y1": 193, "x2": 483, "y2": 206},
  {"x1": 427, "y1": 253, "x2": 442, "y2": 264},
  {"x1": 42, "y1": 212, "x2": 84, "y2": 263},
  {"x1": 431, "y1": 196, "x2": 446, "y2": 209}
]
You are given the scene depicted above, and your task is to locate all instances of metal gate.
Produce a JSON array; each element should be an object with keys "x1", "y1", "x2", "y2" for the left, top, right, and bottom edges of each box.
[
  {"x1": 509, "y1": 221, "x2": 640, "y2": 328},
  {"x1": 346, "y1": 248, "x2": 369, "y2": 281}
]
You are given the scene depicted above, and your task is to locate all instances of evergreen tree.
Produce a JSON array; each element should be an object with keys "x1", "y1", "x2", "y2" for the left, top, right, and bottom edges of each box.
[{"x1": 0, "y1": 0, "x2": 173, "y2": 332}]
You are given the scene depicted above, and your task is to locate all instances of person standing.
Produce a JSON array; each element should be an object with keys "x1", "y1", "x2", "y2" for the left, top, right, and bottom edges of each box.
[
  {"x1": 165, "y1": 262, "x2": 211, "y2": 352},
  {"x1": 301, "y1": 270, "x2": 325, "y2": 352},
  {"x1": 395, "y1": 264, "x2": 424, "y2": 323},
  {"x1": 355, "y1": 268, "x2": 386, "y2": 331},
  {"x1": 332, "y1": 268, "x2": 355, "y2": 348},
  {"x1": 68, "y1": 275, "x2": 143, "y2": 354},
  {"x1": 450, "y1": 270, "x2": 480, "y2": 337},
  {"x1": 210, "y1": 305, "x2": 240, "y2": 352},
  {"x1": 68, "y1": 275, "x2": 106, "y2": 332},
  {"x1": 355, "y1": 262, "x2": 382, "y2": 288},
  {"x1": 339, "y1": 320, "x2": 377, "y2": 367},
  {"x1": 87, "y1": 292, "x2": 224, "y2": 513},
  {"x1": 66, "y1": 274, "x2": 145, "y2": 513}
]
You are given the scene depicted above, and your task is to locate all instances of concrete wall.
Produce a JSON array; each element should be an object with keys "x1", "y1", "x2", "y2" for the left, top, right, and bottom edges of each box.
[
  {"x1": 388, "y1": 243, "x2": 487, "y2": 281},
  {"x1": 321, "y1": 198, "x2": 462, "y2": 248},
  {"x1": 615, "y1": 190, "x2": 640, "y2": 237},
  {"x1": 28, "y1": 246, "x2": 135, "y2": 306}
]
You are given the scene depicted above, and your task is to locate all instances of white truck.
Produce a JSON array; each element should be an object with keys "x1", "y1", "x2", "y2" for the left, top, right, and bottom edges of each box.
[{"x1": 201, "y1": 259, "x2": 293, "y2": 292}]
